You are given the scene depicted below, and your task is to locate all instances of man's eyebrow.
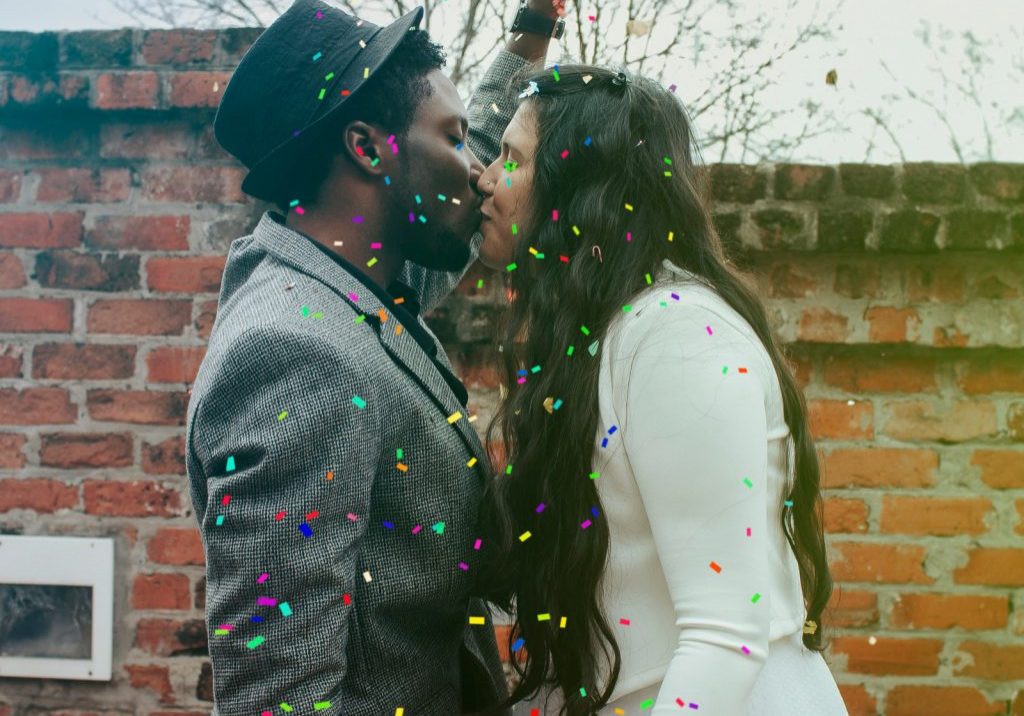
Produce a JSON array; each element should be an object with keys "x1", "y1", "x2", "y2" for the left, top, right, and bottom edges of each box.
[{"x1": 458, "y1": 116, "x2": 468, "y2": 134}]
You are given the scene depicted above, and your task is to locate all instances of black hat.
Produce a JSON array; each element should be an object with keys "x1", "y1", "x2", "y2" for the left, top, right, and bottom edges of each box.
[{"x1": 214, "y1": 0, "x2": 425, "y2": 202}]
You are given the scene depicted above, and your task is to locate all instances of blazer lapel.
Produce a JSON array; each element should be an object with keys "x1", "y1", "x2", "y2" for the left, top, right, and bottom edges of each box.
[{"x1": 250, "y1": 212, "x2": 491, "y2": 485}]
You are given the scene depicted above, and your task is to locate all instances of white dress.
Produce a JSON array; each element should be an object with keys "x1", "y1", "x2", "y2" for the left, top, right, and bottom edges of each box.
[{"x1": 511, "y1": 259, "x2": 847, "y2": 715}]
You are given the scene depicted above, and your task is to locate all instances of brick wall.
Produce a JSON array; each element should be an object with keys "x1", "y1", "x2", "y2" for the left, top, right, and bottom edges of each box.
[{"x1": 1, "y1": 28, "x2": 1023, "y2": 716}]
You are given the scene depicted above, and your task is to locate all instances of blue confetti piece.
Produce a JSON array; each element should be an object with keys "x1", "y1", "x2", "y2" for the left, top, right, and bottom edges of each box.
[
  {"x1": 299, "y1": 523, "x2": 313, "y2": 538},
  {"x1": 601, "y1": 438, "x2": 609, "y2": 448},
  {"x1": 512, "y1": 638, "x2": 525, "y2": 652},
  {"x1": 608, "y1": 425, "x2": 618, "y2": 435},
  {"x1": 250, "y1": 614, "x2": 264, "y2": 623},
  {"x1": 383, "y1": 521, "x2": 395, "y2": 530},
  {"x1": 584, "y1": 136, "x2": 592, "y2": 146}
]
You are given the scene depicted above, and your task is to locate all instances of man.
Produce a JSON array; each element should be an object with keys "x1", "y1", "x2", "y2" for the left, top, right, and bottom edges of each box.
[{"x1": 185, "y1": 0, "x2": 565, "y2": 714}]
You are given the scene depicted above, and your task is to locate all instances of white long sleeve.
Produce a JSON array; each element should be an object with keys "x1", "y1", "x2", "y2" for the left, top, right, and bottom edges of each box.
[{"x1": 613, "y1": 299, "x2": 773, "y2": 713}]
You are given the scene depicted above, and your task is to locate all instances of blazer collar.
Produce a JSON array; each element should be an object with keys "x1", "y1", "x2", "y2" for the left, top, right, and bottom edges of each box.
[{"x1": 249, "y1": 211, "x2": 490, "y2": 485}]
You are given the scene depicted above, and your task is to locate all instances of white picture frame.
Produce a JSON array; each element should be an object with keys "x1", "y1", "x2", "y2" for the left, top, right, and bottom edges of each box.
[{"x1": 0, "y1": 535, "x2": 114, "y2": 681}]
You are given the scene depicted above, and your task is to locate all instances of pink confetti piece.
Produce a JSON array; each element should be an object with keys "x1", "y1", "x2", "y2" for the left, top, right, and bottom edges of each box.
[
  {"x1": 706, "y1": 325, "x2": 713, "y2": 335},
  {"x1": 257, "y1": 596, "x2": 277, "y2": 606},
  {"x1": 256, "y1": 572, "x2": 269, "y2": 584},
  {"x1": 458, "y1": 562, "x2": 469, "y2": 571},
  {"x1": 560, "y1": 149, "x2": 569, "y2": 158},
  {"x1": 346, "y1": 512, "x2": 359, "y2": 521},
  {"x1": 473, "y1": 538, "x2": 482, "y2": 550},
  {"x1": 412, "y1": 525, "x2": 423, "y2": 534}
]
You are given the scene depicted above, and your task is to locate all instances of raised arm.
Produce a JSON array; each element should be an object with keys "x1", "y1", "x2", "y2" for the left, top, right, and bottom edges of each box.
[
  {"x1": 616, "y1": 304, "x2": 772, "y2": 714},
  {"x1": 187, "y1": 326, "x2": 381, "y2": 715},
  {"x1": 399, "y1": 0, "x2": 564, "y2": 314}
]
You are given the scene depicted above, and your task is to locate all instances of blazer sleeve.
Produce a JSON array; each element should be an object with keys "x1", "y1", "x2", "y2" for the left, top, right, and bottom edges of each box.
[
  {"x1": 397, "y1": 48, "x2": 532, "y2": 315},
  {"x1": 188, "y1": 325, "x2": 382, "y2": 715},
  {"x1": 614, "y1": 304, "x2": 772, "y2": 714}
]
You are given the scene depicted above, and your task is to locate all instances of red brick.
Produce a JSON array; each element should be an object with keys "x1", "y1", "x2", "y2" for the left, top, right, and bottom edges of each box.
[
  {"x1": 825, "y1": 587, "x2": 878, "y2": 628},
  {"x1": 7, "y1": 73, "x2": 90, "y2": 109},
  {"x1": 906, "y1": 263, "x2": 966, "y2": 302},
  {"x1": 865, "y1": 306, "x2": 921, "y2": 343},
  {"x1": 39, "y1": 432, "x2": 133, "y2": 468},
  {"x1": 147, "y1": 527, "x2": 204, "y2": 565},
  {"x1": 887, "y1": 685, "x2": 1006, "y2": 716},
  {"x1": 765, "y1": 263, "x2": 819, "y2": 298},
  {"x1": 834, "y1": 262, "x2": 882, "y2": 299},
  {"x1": 140, "y1": 165, "x2": 247, "y2": 203},
  {"x1": 954, "y1": 641, "x2": 1024, "y2": 681},
  {"x1": 819, "y1": 444, "x2": 937, "y2": 489},
  {"x1": 0, "y1": 253, "x2": 26, "y2": 288},
  {"x1": 34, "y1": 250, "x2": 139, "y2": 291},
  {"x1": 830, "y1": 636, "x2": 942, "y2": 675},
  {"x1": 86, "y1": 214, "x2": 190, "y2": 251},
  {"x1": 823, "y1": 353, "x2": 937, "y2": 393},
  {"x1": 953, "y1": 548, "x2": 1024, "y2": 586},
  {"x1": 883, "y1": 400, "x2": 998, "y2": 442},
  {"x1": 34, "y1": 167, "x2": 131, "y2": 203},
  {"x1": 195, "y1": 299, "x2": 217, "y2": 338},
  {"x1": 132, "y1": 573, "x2": 192, "y2": 610},
  {"x1": 32, "y1": 342, "x2": 136, "y2": 380},
  {"x1": 881, "y1": 495, "x2": 992, "y2": 536},
  {"x1": 830, "y1": 542, "x2": 932, "y2": 584},
  {"x1": 87, "y1": 389, "x2": 187, "y2": 425},
  {"x1": 0, "y1": 347, "x2": 22, "y2": 378},
  {"x1": 890, "y1": 593, "x2": 1008, "y2": 630},
  {"x1": 956, "y1": 353, "x2": 1024, "y2": 394},
  {"x1": 88, "y1": 299, "x2": 191, "y2": 335},
  {"x1": 133, "y1": 617, "x2": 206, "y2": 656},
  {"x1": 797, "y1": 307, "x2": 849, "y2": 343},
  {"x1": 168, "y1": 71, "x2": 231, "y2": 108},
  {"x1": 125, "y1": 663, "x2": 174, "y2": 704},
  {"x1": 0, "y1": 387, "x2": 76, "y2": 424},
  {"x1": 146, "y1": 345, "x2": 206, "y2": 383},
  {"x1": 0, "y1": 433, "x2": 27, "y2": 469},
  {"x1": 146, "y1": 256, "x2": 225, "y2": 293},
  {"x1": 0, "y1": 212, "x2": 82, "y2": 248},
  {"x1": 0, "y1": 169, "x2": 22, "y2": 202},
  {"x1": 808, "y1": 399, "x2": 874, "y2": 439},
  {"x1": 143, "y1": 435, "x2": 186, "y2": 475},
  {"x1": 0, "y1": 125, "x2": 94, "y2": 161},
  {"x1": 140, "y1": 29, "x2": 216, "y2": 65},
  {"x1": 837, "y1": 684, "x2": 877, "y2": 716},
  {"x1": 0, "y1": 477, "x2": 78, "y2": 513},
  {"x1": 94, "y1": 71, "x2": 159, "y2": 109},
  {"x1": 100, "y1": 121, "x2": 192, "y2": 160},
  {"x1": 823, "y1": 497, "x2": 868, "y2": 533},
  {"x1": 82, "y1": 479, "x2": 183, "y2": 517}
]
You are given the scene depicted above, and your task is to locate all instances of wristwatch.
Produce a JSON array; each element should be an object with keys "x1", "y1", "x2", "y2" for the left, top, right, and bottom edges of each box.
[{"x1": 510, "y1": 1, "x2": 565, "y2": 40}]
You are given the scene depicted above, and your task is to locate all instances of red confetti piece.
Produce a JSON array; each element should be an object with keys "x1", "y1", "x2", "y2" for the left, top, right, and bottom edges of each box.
[{"x1": 710, "y1": 561, "x2": 722, "y2": 573}]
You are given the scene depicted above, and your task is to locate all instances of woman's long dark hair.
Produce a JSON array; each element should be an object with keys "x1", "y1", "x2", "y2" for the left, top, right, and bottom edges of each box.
[{"x1": 475, "y1": 64, "x2": 833, "y2": 716}]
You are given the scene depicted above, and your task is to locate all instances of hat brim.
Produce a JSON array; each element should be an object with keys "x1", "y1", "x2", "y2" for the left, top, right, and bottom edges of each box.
[{"x1": 240, "y1": 5, "x2": 425, "y2": 203}]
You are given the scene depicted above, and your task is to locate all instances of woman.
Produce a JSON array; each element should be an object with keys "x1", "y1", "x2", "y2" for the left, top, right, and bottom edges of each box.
[{"x1": 470, "y1": 65, "x2": 849, "y2": 716}]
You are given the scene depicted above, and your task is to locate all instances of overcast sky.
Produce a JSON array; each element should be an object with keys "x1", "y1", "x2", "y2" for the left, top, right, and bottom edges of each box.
[{"x1": 1, "y1": 0, "x2": 1021, "y2": 163}]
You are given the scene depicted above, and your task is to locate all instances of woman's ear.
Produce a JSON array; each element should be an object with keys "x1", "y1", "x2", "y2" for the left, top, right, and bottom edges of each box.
[{"x1": 342, "y1": 120, "x2": 387, "y2": 178}]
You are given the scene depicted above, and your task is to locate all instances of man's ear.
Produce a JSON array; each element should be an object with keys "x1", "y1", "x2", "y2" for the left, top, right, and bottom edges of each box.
[{"x1": 342, "y1": 120, "x2": 388, "y2": 178}]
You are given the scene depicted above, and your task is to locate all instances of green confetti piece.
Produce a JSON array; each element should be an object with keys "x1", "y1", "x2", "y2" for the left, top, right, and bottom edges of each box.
[
  {"x1": 279, "y1": 601, "x2": 292, "y2": 617},
  {"x1": 396, "y1": 448, "x2": 404, "y2": 459},
  {"x1": 743, "y1": 478, "x2": 753, "y2": 488},
  {"x1": 432, "y1": 521, "x2": 445, "y2": 534},
  {"x1": 751, "y1": 592, "x2": 761, "y2": 603},
  {"x1": 313, "y1": 702, "x2": 332, "y2": 711},
  {"x1": 354, "y1": 314, "x2": 366, "y2": 323},
  {"x1": 279, "y1": 704, "x2": 294, "y2": 713},
  {"x1": 723, "y1": 365, "x2": 729, "y2": 373},
  {"x1": 641, "y1": 698, "x2": 655, "y2": 710},
  {"x1": 301, "y1": 305, "x2": 310, "y2": 316},
  {"x1": 476, "y1": 279, "x2": 484, "y2": 289},
  {"x1": 645, "y1": 272, "x2": 653, "y2": 285},
  {"x1": 580, "y1": 325, "x2": 590, "y2": 336},
  {"x1": 215, "y1": 514, "x2": 224, "y2": 526},
  {"x1": 317, "y1": 88, "x2": 326, "y2": 100},
  {"x1": 506, "y1": 464, "x2": 513, "y2": 475},
  {"x1": 530, "y1": 364, "x2": 542, "y2": 373},
  {"x1": 506, "y1": 262, "x2": 518, "y2": 272},
  {"x1": 663, "y1": 156, "x2": 673, "y2": 165},
  {"x1": 277, "y1": 410, "x2": 288, "y2": 421},
  {"x1": 578, "y1": 687, "x2": 586, "y2": 697},
  {"x1": 437, "y1": 193, "x2": 447, "y2": 201},
  {"x1": 511, "y1": 223, "x2": 518, "y2": 235},
  {"x1": 589, "y1": 472, "x2": 600, "y2": 480},
  {"x1": 214, "y1": 627, "x2": 230, "y2": 635},
  {"x1": 566, "y1": 345, "x2": 575, "y2": 356},
  {"x1": 246, "y1": 635, "x2": 265, "y2": 649},
  {"x1": 225, "y1": 455, "x2": 236, "y2": 472},
  {"x1": 352, "y1": 395, "x2": 366, "y2": 409}
]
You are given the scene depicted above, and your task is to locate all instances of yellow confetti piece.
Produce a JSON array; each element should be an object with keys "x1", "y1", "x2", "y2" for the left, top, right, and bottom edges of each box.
[
  {"x1": 668, "y1": 231, "x2": 674, "y2": 242},
  {"x1": 624, "y1": 203, "x2": 633, "y2": 211},
  {"x1": 560, "y1": 616, "x2": 568, "y2": 628},
  {"x1": 537, "y1": 613, "x2": 551, "y2": 621},
  {"x1": 572, "y1": 225, "x2": 581, "y2": 236},
  {"x1": 469, "y1": 616, "x2": 486, "y2": 625},
  {"x1": 467, "y1": 457, "x2": 478, "y2": 468},
  {"x1": 519, "y1": 531, "x2": 532, "y2": 542},
  {"x1": 396, "y1": 462, "x2": 408, "y2": 472},
  {"x1": 447, "y1": 411, "x2": 463, "y2": 424}
]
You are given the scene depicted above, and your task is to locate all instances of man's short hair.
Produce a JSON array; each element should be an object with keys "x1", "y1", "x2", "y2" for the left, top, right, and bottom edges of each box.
[{"x1": 272, "y1": 28, "x2": 447, "y2": 213}]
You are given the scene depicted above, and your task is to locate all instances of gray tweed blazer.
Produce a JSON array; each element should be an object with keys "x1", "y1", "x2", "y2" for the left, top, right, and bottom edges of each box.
[{"x1": 186, "y1": 48, "x2": 530, "y2": 716}]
